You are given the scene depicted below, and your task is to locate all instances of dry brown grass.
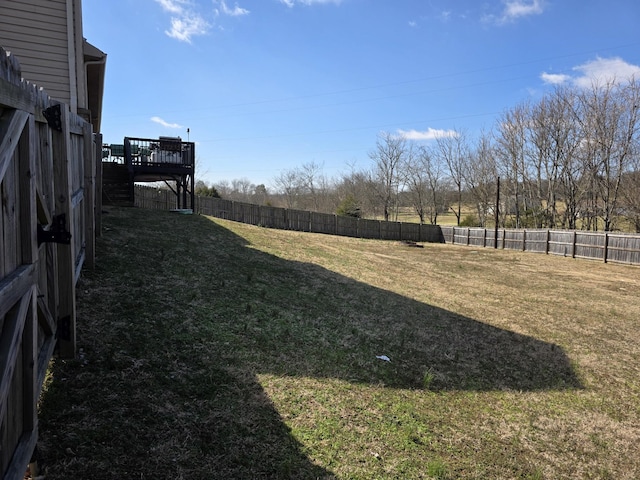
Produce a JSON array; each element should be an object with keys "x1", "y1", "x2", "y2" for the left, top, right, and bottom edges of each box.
[{"x1": 37, "y1": 207, "x2": 640, "y2": 479}]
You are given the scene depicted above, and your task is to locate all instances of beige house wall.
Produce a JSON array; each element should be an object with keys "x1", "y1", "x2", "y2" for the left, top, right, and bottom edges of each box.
[{"x1": 0, "y1": 0, "x2": 105, "y2": 131}]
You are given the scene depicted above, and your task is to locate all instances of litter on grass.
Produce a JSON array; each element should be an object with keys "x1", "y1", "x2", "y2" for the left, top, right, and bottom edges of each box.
[{"x1": 376, "y1": 355, "x2": 391, "y2": 362}]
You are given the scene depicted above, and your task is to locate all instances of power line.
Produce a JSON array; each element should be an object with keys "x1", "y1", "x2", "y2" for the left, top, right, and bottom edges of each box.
[{"x1": 106, "y1": 41, "x2": 640, "y2": 120}]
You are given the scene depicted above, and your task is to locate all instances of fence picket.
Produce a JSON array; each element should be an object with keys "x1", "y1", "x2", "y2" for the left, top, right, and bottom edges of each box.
[{"x1": 1, "y1": 46, "x2": 97, "y2": 477}]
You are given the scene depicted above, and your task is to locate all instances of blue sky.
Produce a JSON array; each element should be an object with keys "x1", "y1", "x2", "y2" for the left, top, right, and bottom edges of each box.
[{"x1": 83, "y1": 0, "x2": 640, "y2": 188}]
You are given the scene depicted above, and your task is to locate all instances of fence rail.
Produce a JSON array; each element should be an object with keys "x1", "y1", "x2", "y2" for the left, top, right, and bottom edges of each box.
[{"x1": 441, "y1": 226, "x2": 640, "y2": 265}]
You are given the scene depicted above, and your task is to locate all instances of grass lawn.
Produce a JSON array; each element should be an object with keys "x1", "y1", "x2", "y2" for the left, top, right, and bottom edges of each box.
[{"x1": 37, "y1": 207, "x2": 640, "y2": 479}]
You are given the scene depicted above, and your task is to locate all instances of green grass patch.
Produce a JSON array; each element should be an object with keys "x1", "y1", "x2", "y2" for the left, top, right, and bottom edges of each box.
[{"x1": 37, "y1": 207, "x2": 640, "y2": 479}]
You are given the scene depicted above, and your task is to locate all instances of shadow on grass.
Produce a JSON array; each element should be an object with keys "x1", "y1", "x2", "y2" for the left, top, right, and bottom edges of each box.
[{"x1": 38, "y1": 208, "x2": 582, "y2": 479}]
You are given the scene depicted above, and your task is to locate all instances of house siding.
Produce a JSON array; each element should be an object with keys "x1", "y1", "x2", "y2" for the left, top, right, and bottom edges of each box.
[{"x1": 0, "y1": 0, "x2": 72, "y2": 105}]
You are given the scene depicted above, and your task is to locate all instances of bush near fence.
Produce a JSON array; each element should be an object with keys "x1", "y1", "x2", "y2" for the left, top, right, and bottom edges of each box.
[
  {"x1": 441, "y1": 226, "x2": 640, "y2": 266},
  {"x1": 134, "y1": 186, "x2": 444, "y2": 243}
]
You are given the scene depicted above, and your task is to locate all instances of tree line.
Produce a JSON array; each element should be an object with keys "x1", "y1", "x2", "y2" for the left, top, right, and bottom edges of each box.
[{"x1": 198, "y1": 78, "x2": 640, "y2": 232}]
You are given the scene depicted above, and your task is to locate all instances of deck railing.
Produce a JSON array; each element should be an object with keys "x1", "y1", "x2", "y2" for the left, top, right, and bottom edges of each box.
[{"x1": 124, "y1": 136, "x2": 194, "y2": 169}]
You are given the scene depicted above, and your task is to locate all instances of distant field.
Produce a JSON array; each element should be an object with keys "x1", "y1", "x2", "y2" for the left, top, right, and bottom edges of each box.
[
  {"x1": 38, "y1": 207, "x2": 640, "y2": 479},
  {"x1": 368, "y1": 208, "x2": 463, "y2": 226},
  {"x1": 386, "y1": 205, "x2": 638, "y2": 232}
]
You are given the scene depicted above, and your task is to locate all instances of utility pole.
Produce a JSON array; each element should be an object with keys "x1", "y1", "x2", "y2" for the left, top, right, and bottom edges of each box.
[{"x1": 494, "y1": 177, "x2": 500, "y2": 249}]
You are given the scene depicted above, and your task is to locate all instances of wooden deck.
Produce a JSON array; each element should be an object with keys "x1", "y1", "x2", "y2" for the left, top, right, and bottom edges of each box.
[{"x1": 102, "y1": 136, "x2": 195, "y2": 209}]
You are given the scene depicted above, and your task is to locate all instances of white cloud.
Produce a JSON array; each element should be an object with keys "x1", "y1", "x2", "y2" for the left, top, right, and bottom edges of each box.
[
  {"x1": 279, "y1": 0, "x2": 343, "y2": 7},
  {"x1": 151, "y1": 117, "x2": 184, "y2": 129},
  {"x1": 167, "y1": 15, "x2": 210, "y2": 42},
  {"x1": 503, "y1": 0, "x2": 544, "y2": 19},
  {"x1": 155, "y1": 0, "x2": 188, "y2": 15},
  {"x1": 540, "y1": 72, "x2": 571, "y2": 85},
  {"x1": 217, "y1": 0, "x2": 250, "y2": 16},
  {"x1": 572, "y1": 57, "x2": 640, "y2": 88},
  {"x1": 485, "y1": 0, "x2": 545, "y2": 25},
  {"x1": 397, "y1": 128, "x2": 459, "y2": 141},
  {"x1": 155, "y1": 0, "x2": 211, "y2": 42},
  {"x1": 540, "y1": 57, "x2": 640, "y2": 89}
]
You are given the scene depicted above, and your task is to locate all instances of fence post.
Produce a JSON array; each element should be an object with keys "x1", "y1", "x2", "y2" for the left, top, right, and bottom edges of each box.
[
  {"x1": 83, "y1": 122, "x2": 96, "y2": 270},
  {"x1": 546, "y1": 229, "x2": 550, "y2": 255},
  {"x1": 95, "y1": 133, "x2": 103, "y2": 237},
  {"x1": 522, "y1": 229, "x2": 526, "y2": 251},
  {"x1": 572, "y1": 231, "x2": 577, "y2": 258},
  {"x1": 603, "y1": 233, "x2": 609, "y2": 263},
  {"x1": 52, "y1": 106, "x2": 77, "y2": 358}
]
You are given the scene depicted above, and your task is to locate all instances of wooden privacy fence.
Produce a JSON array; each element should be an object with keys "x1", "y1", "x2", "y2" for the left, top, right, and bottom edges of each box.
[
  {"x1": 0, "y1": 48, "x2": 99, "y2": 479},
  {"x1": 134, "y1": 186, "x2": 640, "y2": 265},
  {"x1": 134, "y1": 186, "x2": 445, "y2": 243},
  {"x1": 441, "y1": 226, "x2": 640, "y2": 265}
]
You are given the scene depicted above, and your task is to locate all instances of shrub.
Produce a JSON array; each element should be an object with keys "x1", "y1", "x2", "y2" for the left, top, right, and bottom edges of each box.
[
  {"x1": 459, "y1": 214, "x2": 478, "y2": 227},
  {"x1": 336, "y1": 195, "x2": 361, "y2": 218}
]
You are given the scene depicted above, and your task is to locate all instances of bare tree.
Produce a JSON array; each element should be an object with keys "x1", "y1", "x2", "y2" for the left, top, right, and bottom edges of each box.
[
  {"x1": 336, "y1": 162, "x2": 379, "y2": 218},
  {"x1": 495, "y1": 103, "x2": 530, "y2": 228},
  {"x1": 464, "y1": 132, "x2": 498, "y2": 227},
  {"x1": 230, "y1": 178, "x2": 255, "y2": 202},
  {"x1": 298, "y1": 161, "x2": 329, "y2": 212},
  {"x1": 620, "y1": 166, "x2": 640, "y2": 232},
  {"x1": 577, "y1": 78, "x2": 640, "y2": 231},
  {"x1": 403, "y1": 144, "x2": 446, "y2": 224},
  {"x1": 369, "y1": 132, "x2": 407, "y2": 221},
  {"x1": 402, "y1": 144, "x2": 427, "y2": 223},
  {"x1": 550, "y1": 87, "x2": 589, "y2": 229},
  {"x1": 434, "y1": 129, "x2": 468, "y2": 225},
  {"x1": 273, "y1": 168, "x2": 303, "y2": 209},
  {"x1": 213, "y1": 179, "x2": 232, "y2": 198},
  {"x1": 252, "y1": 184, "x2": 269, "y2": 205},
  {"x1": 528, "y1": 88, "x2": 584, "y2": 228}
]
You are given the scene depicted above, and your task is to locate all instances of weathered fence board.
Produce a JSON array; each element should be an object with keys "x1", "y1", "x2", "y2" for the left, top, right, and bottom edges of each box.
[
  {"x1": 420, "y1": 224, "x2": 445, "y2": 243},
  {"x1": 548, "y1": 231, "x2": 575, "y2": 257},
  {"x1": 400, "y1": 222, "x2": 419, "y2": 242},
  {"x1": 380, "y1": 221, "x2": 401, "y2": 241},
  {"x1": 358, "y1": 218, "x2": 380, "y2": 239},
  {"x1": 336, "y1": 215, "x2": 357, "y2": 237},
  {"x1": 260, "y1": 204, "x2": 287, "y2": 229},
  {"x1": 523, "y1": 230, "x2": 549, "y2": 254},
  {"x1": 575, "y1": 232, "x2": 604, "y2": 261},
  {"x1": 440, "y1": 226, "x2": 640, "y2": 266},
  {"x1": 289, "y1": 209, "x2": 311, "y2": 232},
  {"x1": 310, "y1": 211, "x2": 335, "y2": 235},
  {"x1": 136, "y1": 187, "x2": 446, "y2": 244},
  {"x1": 159, "y1": 189, "x2": 640, "y2": 265},
  {"x1": 607, "y1": 234, "x2": 640, "y2": 265},
  {"x1": 1, "y1": 48, "x2": 98, "y2": 479}
]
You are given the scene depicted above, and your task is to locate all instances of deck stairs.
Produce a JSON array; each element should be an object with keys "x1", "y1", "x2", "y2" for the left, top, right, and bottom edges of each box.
[{"x1": 102, "y1": 163, "x2": 133, "y2": 206}]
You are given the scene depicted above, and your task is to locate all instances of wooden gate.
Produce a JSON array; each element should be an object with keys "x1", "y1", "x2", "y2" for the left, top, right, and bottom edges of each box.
[{"x1": 0, "y1": 48, "x2": 98, "y2": 479}]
